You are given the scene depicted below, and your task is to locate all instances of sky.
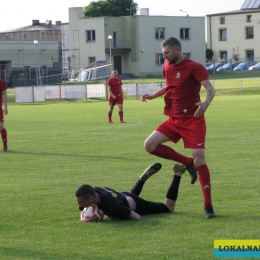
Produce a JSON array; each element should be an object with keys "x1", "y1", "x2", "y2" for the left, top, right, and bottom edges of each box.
[{"x1": 0, "y1": 0, "x2": 244, "y2": 32}]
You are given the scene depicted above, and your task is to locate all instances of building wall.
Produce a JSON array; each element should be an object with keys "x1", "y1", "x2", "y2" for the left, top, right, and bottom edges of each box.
[
  {"x1": 0, "y1": 22, "x2": 62, "y2": 86},
  {"x1": 207, "y1": 11, "x2": 260, "y2": 61},
  {"x1": 69, "y1": 7, "x2": 205, "y2": 77},
  {"x1": 69, "y1": 7, "x2": 106, "y2": 70},
  {"x1": 136, "y1": 16, "x2": 205, "y2": 76},
  {"x1": 0, "y1": 41, "x2": 59, "y2": 67}
]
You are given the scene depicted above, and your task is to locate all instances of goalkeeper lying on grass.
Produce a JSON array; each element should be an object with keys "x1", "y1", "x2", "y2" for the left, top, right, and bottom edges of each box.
[{"x1": 75, "y1": 163, "x2": 185, "y2": 221}]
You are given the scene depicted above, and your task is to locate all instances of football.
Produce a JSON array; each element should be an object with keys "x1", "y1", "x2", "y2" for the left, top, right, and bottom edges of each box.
[{"x1": 80, "y1": 204, "x2": 104, "y2": 222}]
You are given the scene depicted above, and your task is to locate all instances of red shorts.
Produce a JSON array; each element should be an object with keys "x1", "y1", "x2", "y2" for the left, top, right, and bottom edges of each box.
[
  {"x1": 109, "y1": 94, "x2": 123, "y2": 106},
  {"x1": 156, "y1": 117, "x2": 206, "y2": 149}
]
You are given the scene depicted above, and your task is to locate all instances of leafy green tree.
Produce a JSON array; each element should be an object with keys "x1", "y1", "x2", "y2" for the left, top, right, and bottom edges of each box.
[
  {"x1": 83, "y1": 0, "x2": 138, "y2": 17},
  {"x1": 206, "y1": 48, "x2": 214, "y2": 62}
]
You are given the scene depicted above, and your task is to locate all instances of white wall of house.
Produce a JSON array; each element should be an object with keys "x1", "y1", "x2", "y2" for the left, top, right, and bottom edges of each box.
[{"x1": 207, "y1": 10, "x2": 260, "y2": 61}]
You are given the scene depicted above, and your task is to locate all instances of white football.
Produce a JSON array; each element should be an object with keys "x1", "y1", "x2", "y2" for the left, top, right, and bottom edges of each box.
[{"x1": 80, "y1": 204, "x2": 104, "y2": 222}]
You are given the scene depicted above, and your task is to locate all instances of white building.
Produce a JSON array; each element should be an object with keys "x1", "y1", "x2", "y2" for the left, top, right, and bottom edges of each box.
[
  {"x1": 68, "y1": 7, "x2": 206, "y2": 77},
  {"x1": 206, "y1": 0, "x2": 260, "y2": 62}
]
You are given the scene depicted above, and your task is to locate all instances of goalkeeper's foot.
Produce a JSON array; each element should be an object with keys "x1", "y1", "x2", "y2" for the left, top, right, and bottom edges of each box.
[
  {"x1": 172, "y1": 164, "x2": 186, "y2": 174},
  {"x1": 140, "y1": 163, "x2": 162, "y2": 182}
]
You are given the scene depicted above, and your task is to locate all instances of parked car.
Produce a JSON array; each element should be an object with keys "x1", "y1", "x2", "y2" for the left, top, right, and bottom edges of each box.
[
  {"x1": 206, "y1": 63, "x2": 224, "y2": 73},
  {"x1": 248, "y1": 62, "x2": 260, "y2": 71},
  {"x1": 233, "y1": 61, "x2": 257, "y2": 71},
  {"x1": 217, "y1": 62, "x2": 240, "y2": 71},
  {"x1": 206, "y1": 63, "x2": 212, "y2": 68}
]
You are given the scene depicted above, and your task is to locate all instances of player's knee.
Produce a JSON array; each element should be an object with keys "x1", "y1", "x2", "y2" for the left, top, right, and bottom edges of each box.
[
  {"x1": 144, "y1": 139, "x2": 154, "y2": 153},
  {"x1": 192, "y1": 151, "x2": 206, "y2": 167}
]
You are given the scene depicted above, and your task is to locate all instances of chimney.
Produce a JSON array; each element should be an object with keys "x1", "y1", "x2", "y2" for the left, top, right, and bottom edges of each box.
[
  {"x1": 56, "y1": 21, "x2": 61, "y2": 26},
  {"x1": 48, "y1": 20, "x2": 52, "y2": 26},
  {"x1": 140, "y1": 8, "x2": 149, "y2": 16},
  {"x1": 32, "y1": 20, "x2": 39, "y2": 25}
]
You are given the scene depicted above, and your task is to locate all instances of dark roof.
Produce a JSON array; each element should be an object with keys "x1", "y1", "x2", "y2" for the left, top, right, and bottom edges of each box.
[{"x1": 241, "y1": 0, "x2": 260, "y2": 9}]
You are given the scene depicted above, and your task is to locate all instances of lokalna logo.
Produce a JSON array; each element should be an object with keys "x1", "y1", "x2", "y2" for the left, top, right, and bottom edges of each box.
[{"x1": 214, "y1": 240, "x2": 260, "y2": 258}]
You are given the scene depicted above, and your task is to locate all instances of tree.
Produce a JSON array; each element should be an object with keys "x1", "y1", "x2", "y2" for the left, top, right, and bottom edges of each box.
[
  {"x1": 206, "y1": 49, "x2": 213, "y2": 62},
  {"x1": 83, "y1": 0, "x2": 138, "y2": 18}
]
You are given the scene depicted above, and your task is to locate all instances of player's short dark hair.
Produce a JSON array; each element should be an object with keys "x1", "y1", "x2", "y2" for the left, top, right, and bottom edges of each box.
[
  {"x1": 161, "y1": 37, "x2": 182, "y2": 50},
  {"x1": 75, "y1": 184, "x2": 95, "y2": 199}
]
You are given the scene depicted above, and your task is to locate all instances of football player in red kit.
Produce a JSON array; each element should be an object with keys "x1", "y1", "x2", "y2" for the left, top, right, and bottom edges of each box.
[
  {"x1": 107, "y1": 68, "x2": 126, "y2": 123},
  {"x1": 141, "y1": 37, "x2": 216, "y2": 219},
  {"x1": 0, "y1": 78, "x2": 8, "y2": 152}
]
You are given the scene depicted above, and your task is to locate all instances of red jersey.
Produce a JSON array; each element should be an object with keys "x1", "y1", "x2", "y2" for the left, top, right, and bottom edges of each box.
[
  {"x1": 107, "y1": 77, "x2": 122, "y2": 95},
  {"x1": 0, "y1": 79, "x2": 7, "y2": 104},
  {"x1": 163, "y1": 58, "x2": 209, "y2": 118}
]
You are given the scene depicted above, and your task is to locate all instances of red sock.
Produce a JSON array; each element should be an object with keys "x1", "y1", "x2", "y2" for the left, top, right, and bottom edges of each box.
[
  {"x1": 151, "y1": 145, "x2": 192, "y2": 166},
  {"x1": 1, "y1": 128, "x2": 7, "y2": 148},
  {"x1": 119, "y1": 111, "x2": 123, "y2": 121},
  {"x1": 108, "y1": 112, "x2": 112, "y2": 121},
  {"x1": 197, "y1": 164, "x2": 212, "y2": 207}
]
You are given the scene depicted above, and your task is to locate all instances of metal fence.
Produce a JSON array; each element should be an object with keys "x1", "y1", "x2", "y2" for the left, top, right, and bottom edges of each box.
[
  {"x1": 13, "y1": 83, "x2": 164, "y2": 103},
  {"x1": 11, "y1": 79, "x2": 260, "y2": 104}
]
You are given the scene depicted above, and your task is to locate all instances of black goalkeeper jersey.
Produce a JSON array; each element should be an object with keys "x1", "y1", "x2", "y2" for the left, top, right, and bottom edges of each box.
[
  {"x1": 94, "y1": 187, "x2": 132, "y2": 220},
  {"x1": 93, "y1": 187, "x2": 170, "y2": 220}
]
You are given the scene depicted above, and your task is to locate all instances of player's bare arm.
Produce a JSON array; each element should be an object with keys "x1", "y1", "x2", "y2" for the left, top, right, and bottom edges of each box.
[
  {"x1": 108, "y1": 85, "x2": 116, "y2": 99},
  {"x1": 194, "y1": 80, "x2": 215, "y2": 117},
  {"x1": 141, "y1": 87, "x2": 165, "y2": 102}
]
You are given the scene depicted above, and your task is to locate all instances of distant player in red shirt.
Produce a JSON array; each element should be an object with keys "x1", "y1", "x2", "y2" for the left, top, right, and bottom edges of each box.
[
  {"x1": 107, "y1": 68, "x2": 126, "y2": 123},
  {"x1": 141, "y1": 37, "x2": 216, "y2": 219},
  {"x1": 0, "y1": 78, "x2": 8, "y2": 152}
]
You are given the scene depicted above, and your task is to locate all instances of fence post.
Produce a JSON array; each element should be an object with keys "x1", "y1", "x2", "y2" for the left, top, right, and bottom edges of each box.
[
  {"x1": 85, "y1": 84, "x2": 88, "y2": 102},
  {"x1": 32, "y1": 86, "x2": 34, "y2": 104}
]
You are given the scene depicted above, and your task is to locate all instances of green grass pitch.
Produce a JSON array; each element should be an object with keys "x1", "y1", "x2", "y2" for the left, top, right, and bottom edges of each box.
[{"x1": 1, "y1": 83, "x2": 260, "y2": 259}]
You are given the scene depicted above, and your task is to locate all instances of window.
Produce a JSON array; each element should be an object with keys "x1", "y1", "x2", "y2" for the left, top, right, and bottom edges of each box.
[
  {"x1": 219, "y1": 29, "x2": 227, "y2": 41},
  {"x1": 183, "y1": 53, "x2": 190, "y2": 58},
  {"x1": 220, "y1": 17, "x2": 225, "y2": 24},
  {"x1": 112, "y1": 31, "x2": 118, "y2": 48},
  {"x1": 247, "y1": 15, "x2": 252, "y2": 22},
  {"x1": 155, "y1": 54, "x2": 164, "y2": 65},
  {"x1": 89, "y1": 57, "x2": 95, "y2": 64},
  {"x1": 180, "y1": 28, "x2": 190, "y2": 39},
  {"x1": 246, "y1": 27, "x2": 254, "y2": 39},
  {"x1": 155, "y1": 28, "x2": 165, "y2": 39},
  {"x1": 246, "y1": 50, "x2": 254, "y2": 60},
  {"x1": 86, "y1": 30, "x2": 95, "y2": 42},
  {"x1": 220, "y1": 51, "x2": 227, "y2": 61}
]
